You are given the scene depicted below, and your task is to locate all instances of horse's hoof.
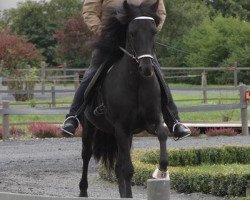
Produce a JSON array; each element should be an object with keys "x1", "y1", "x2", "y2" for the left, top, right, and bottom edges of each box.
[
  {"x1": 152, "y1": 168, "x2": 170, "y2": 179},
  {"x1": 79, "y1": 191, "x2": 88, "y2": 197}
]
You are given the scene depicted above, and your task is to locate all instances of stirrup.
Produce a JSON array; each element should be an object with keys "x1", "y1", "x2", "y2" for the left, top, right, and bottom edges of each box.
[
  {"x1": 172, "y1": 122, "x2": 191, "y2": 141},
  {"x1": 61, "y1": 116, "x2": 80, "y2": 136},
  {"x1": 172, "y1": 122, "x2": 181, "y2": 133}
]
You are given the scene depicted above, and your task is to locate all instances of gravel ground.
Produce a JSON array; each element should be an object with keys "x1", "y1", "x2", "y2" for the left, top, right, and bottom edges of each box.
[{"x1": 0, "y1": 136, "x2": 250, "y2": 199}]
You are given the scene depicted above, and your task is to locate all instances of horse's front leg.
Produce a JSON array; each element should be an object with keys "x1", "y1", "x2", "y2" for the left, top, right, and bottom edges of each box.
[
  {"x1": 148, "y1": 123, "x2": 168, "y2": 177},
  {"x1": 79, "y1": 120, "x2": 94, "y2": 197},
  {"x1": 115, "y1": 125, "x2": 134, "y2": 198}
]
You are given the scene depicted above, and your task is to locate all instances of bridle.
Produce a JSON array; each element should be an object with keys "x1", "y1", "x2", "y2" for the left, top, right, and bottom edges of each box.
[{"x1": 119, "y1": 16, "x2": 155, "y2": 63}]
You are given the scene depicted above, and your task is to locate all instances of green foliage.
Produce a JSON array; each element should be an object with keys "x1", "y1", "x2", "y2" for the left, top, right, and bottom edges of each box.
[
  {"x1": 184, "y1": 15, "x2": 250, "y2": 68},
  {"x1": 0, "y1": 31, "x2": 42, "y2": 101},
  {"x1": 55, "y1": 16, "x2": 92, "y2": 68},
  {"x1": 157, "y1": 0, "x2": 210, "y2": 67},
  {"x1": 99, "y1": 147, "x2": 250, "y2": 197},
  {"x1": 205, "y1": 0, "x2": 250, "y2": 21},
  {"x1": 2, "y1": 0, "x2": 83, "y2": 66},
  {"x1": 141, "y1": 146, "x2": 250, "y2": 166},
  {"x1": 171, "y1": 167, "x2": 249, "y2": 196}
]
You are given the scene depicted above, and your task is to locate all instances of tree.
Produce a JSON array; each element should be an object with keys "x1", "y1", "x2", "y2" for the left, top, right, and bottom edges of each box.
[
  {"x1": 2, "y1": 0, "x2": 83, "y2": 66},
  {"x1": 55, "y1": 16, "x2": 92, "y2": 68},
  {"x1": 205, "y1": 0, "x2": 250, "y2": 21},
  {"x1": 0, "y1": 31, "x2": 43, "y2": 101},
  {"x1": 156, "y1": 0, "x2": 211, "y2": 67},
  {"x1": 183, "y1": 15, "x2": 250, "y2": 84}
]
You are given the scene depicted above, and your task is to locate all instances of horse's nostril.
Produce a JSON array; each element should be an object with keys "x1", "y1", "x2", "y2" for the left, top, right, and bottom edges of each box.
[{"x1": 139, "y1": 66, "x2": 143, "y2": 71}]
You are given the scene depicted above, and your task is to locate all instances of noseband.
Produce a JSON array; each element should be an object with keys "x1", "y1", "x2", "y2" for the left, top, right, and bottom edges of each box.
[{"x1": 119, "y1": 16, "x2": 155, "y2": 63}]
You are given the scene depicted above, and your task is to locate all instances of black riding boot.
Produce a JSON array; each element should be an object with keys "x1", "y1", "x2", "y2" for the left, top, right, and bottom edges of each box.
[
  {"x1": 153, "y1": 59, "x2": 191, "y2": 140},
  {"x1": 61, "y1": 50, "x2": 107, "y2": 136}
]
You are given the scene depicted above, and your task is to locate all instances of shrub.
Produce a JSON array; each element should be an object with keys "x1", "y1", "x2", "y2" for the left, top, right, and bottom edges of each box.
[
  {"x1": 55, "y1": 15, "x2": 92, "y2": 68},
  {"x1": 0, "y1": 31, "x2": 43, "y2": 101},
  {"x1": 9, "y1": 126, "x2": 26, "y2": 138},
  {"x1": 0, "y1": 126, "x2": 25, "y2": 139},
  {"x1": 170, "y1": 165, "x2": 249, "y2": 197},
  {"x1": 189, "y1": 127, "x2": 200, "y2": 136},
  {"x1": 141, "y1": 146, "x2": 250, "y2": 166},
  {"x1": 28, "y1": 122, "x2": 62, "y2": 138},
  {"x1": 99, "y1": 151, "x2": 250, "y2": 197},
  {"x1": 206, "y1": 128, "x2": 237, "y2": 136}
]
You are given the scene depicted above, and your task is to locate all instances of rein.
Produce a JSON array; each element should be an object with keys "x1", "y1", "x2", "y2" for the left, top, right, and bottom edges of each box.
[{"x1": 119, "y1": 16, "x2": 155, "y2": 63}]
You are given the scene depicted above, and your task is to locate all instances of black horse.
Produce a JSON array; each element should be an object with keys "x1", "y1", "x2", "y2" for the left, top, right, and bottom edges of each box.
[{"x1": 79, "y1": 0, "x2": 169, "y2": 198}]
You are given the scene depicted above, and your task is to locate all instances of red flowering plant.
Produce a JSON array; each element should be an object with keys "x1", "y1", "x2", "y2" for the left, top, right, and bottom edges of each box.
[
  {"x1": 28, "y1": 122, "x2": 62, "y2": 138},
  {"x1": 0, "y1": 31, "x2": 43, "y2": 101},
  {"x1": 206, "y1": 128, "x2": 237, "y2": 136}
]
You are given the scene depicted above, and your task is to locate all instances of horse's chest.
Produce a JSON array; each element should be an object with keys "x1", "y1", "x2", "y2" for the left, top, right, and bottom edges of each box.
[{"x1": 137, "y1": 77, "x2": 161, "y2": 116}]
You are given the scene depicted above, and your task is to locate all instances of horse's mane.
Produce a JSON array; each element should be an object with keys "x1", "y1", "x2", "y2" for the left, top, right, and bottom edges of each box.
[{"x1": 94, "y1": 1, "x2": 161, "y2": 63}]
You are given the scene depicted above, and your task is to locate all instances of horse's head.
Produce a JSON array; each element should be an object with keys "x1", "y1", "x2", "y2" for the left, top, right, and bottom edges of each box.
[{"x1": 123, "y1": 0, "x2": 160, "y2": 78}]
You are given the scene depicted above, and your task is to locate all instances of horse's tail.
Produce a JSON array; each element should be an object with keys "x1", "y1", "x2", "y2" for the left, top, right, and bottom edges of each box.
[{"x1": 93, "y1": 130, "x2": 118, "y2": 170}]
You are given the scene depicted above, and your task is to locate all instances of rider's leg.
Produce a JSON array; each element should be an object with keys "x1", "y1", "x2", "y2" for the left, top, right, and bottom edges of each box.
[
  {"x1": 153, "y1": 58, "x2": 191, "y2": 140},
  {"x1": 61, "y1": 49, "x2": 106, "y2": 136}
]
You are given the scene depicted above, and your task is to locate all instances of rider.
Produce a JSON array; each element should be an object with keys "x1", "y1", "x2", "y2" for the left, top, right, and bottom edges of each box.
[{"x1": 61, "y1": 0, "x2": 191, "y2": 140}]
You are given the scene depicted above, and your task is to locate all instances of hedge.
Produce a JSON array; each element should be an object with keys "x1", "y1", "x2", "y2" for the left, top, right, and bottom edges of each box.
[
  {"x1": 99, "y1": 146, "x2": 250, "y2": 197},
  {"x1": 170, "y1": 164, "x2": 250, "y2": 196},
  {"x1": 140, "y1": 146, "x2": 250, "y2": 166}
]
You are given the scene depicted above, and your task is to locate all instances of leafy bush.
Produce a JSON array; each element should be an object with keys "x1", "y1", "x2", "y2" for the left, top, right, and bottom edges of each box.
[
  {"x1": 99, "y1": 148, "x2": 250, "y2": 197},
  {"x1": 170, "y1": 165, "x2": 249, "y2": 196},
  {"x1": 0, "y1": 31, "x2": 42, "y2": 101},
  {"x1": 141, "y1": 146, "x2": 250, "y2": 166},
  {"x1": 9, "y1": 126, "x2": 26, "y2": 138},
  {"x1": 0, "y1": 126, "x2": 26, "y2": 139},
  {"x1": 183, "y1": 16, "x2": 250, "y2": 84},
  {"x1": 28, "y1": 122, "x2": 62, "y2": 138},
  {"x1": 189, "y1": 127, "x2": 200, "y2": 136},
  {"x1": 55, "y1": 15, "x2": 92, "y2": 68},
  {"x1": 206, "y1": 128, "x2": 237, "y2": 136}
]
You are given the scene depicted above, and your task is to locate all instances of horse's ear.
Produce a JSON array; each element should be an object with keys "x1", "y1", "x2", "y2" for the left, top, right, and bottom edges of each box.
[
  {"x1": 151, "y1": 0, "x2": 159, "y2": 12},
  {"x1": 123, "y1": 0, "x2": 130, "y2": 12}
]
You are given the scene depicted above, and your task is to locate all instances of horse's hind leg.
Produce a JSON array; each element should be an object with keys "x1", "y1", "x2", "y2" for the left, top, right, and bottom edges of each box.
[{"x1": 79, "y1": 119, "x2": 94, "y2": 197}]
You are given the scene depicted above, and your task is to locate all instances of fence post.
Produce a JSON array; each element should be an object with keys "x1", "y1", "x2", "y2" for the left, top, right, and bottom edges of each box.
[
  {"x1": 74, "y1": 73, "x2": 80, "y2": 91},
  {"x1": 41, "y1": 61, "x2": 46, "y2": 95},
  {"x1": 0, "y1": 77, "x2": 3, "y2": 100},
  {"x1": 51, "y1": 85, "x2": 56, "y2": 108},
  {"x1": 63, "y1": 62, "x2": 67, "y2": 87},
  {"x1": 239, "y1": 84, "x2": 249, "y2": 135},
  {"x1": 2, "y1": 101, "x2": 10, "y2": 141},
  {"x1": 233, "y1": 62, "x2": 238, "y2": 87},
  {"x1": 201, "y1": 71, "x2": 207, "y2": 103}
]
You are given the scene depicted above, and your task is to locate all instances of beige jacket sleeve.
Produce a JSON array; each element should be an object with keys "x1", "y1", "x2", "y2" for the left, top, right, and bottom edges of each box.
[
  {"x1": 157, "y1": 0, "x2": 166, "y2": 32},
  {"x1": 82, "y1": 0, "x2": 103, "y2": 35}
]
